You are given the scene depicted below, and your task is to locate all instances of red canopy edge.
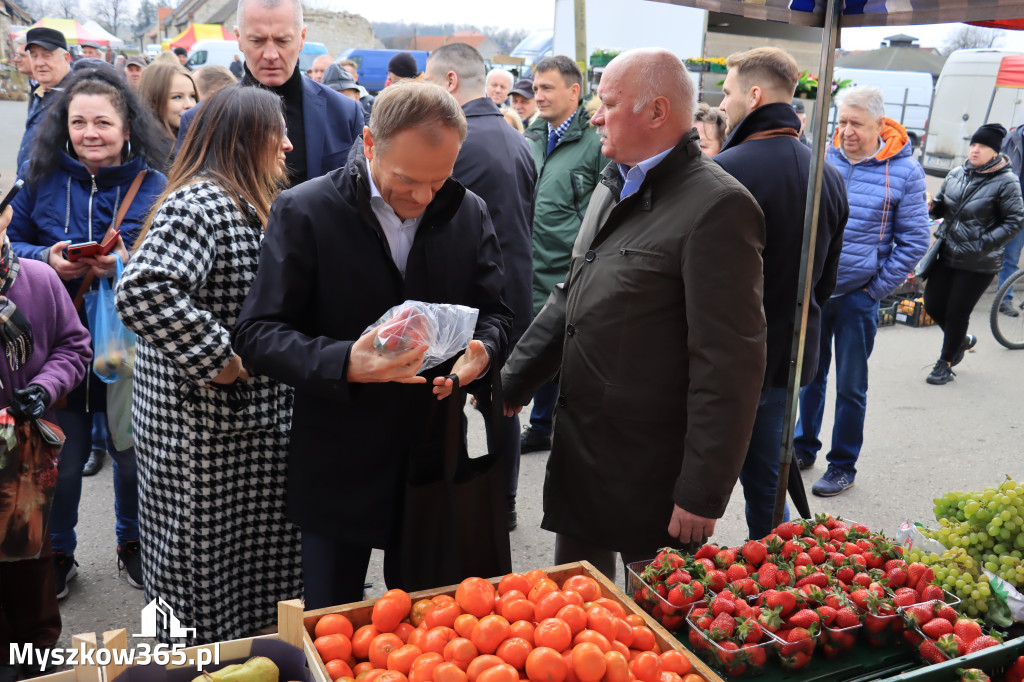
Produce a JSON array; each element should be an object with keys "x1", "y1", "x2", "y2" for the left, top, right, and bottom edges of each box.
[{"x1": 996, "y1": 54, "x2": 1024, "y2": 87}]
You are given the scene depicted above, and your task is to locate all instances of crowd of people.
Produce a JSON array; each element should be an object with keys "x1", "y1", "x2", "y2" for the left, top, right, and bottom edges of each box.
[{"x1": 3, "y1": 0, "x2": 1024, "y2": 667}]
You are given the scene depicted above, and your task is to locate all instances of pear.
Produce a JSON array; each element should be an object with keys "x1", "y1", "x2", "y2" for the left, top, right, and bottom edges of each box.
[{"x1": 193, "y1": 656, "x2": 279, "y2": 682}]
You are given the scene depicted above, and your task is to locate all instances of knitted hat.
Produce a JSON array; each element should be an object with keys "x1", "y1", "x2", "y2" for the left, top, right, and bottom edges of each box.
[
  {"x1": 387, "y1": 52, "x2": 419, "y2": 79},
  {"x1": 970, "y1": 123, "x2": 1007, "y2": 152}
]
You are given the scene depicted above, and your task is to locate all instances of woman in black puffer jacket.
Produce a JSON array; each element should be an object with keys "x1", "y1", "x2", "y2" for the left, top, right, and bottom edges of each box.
[{"x1": 924, "y1": 123, "x2": 1024, "y2": 385}]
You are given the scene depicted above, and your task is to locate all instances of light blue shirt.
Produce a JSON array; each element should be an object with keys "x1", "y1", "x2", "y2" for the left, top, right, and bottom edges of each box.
[
  {"x1": 617, "y1": 147, "x2": 674, "y2": 201},
  {"x1": 368, "y1": 168, "x2": 422, "y2": 277}
]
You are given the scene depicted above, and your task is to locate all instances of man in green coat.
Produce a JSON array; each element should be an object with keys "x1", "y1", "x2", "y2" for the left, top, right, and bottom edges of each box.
[{"x1": 520, "y1": 56, "x2": 608, "y2": 454}]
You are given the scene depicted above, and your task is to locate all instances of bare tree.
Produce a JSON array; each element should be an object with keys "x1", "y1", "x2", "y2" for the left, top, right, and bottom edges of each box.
[
  {"x1": 93, "y1": 0, "x2": 128, "y2": 36},
  {"x1": 55, "y1": 0, "x2": 76, "y2": 19},
  {"x1": 943, "y1": 25, "x2": 1002, "y2": 55}
]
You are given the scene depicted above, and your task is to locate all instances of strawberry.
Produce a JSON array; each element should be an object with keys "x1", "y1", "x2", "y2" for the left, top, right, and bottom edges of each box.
[
  {"x1": 694, "y1": 557, "x2": 715, "y2": 574},
  {"x1": 757, "y1": 605, "x2": 783, "y2": 633},
  {"x1": 715, "y1": 548, "x2": 738, "y2": 568},
  {"x1": 1004, "y1": 655, "x2": 1024, "y2": 682},
  {"x1": 885, "y1": 558, "x2": 908, "y2": 572},
  {"x1": 892, "y1": 587, "x2": 919, "y2": 608},
  {"x1": 953, "y1": 618, "x2": 983, "y2": 644},
  {"x1": 843, "y1": 542, "x2": 862, "y2": 556},
  {"x1": 921, "y1": 618, "x2": 954, "y2": 639},
  {"x1": 665, "y1": 568, "x2": 691, "y2": 586},
  {"x1": 965, "y1": 635, "x2": 1001, "y2": 654},
  {"x1": 903, "y1": 629, "x2": 924, "y2": 647},
  {"x1": 745, "y1": 644, "x2": 767, "y2": 668},
  {"x1": 709, "y1": 612, "x2": 736, "y2": 639},
  {"x1": 793, "y1": 551, "x2": 813, "y2": 567},
  {"x1": 937, "y1": 634, "x2": 964, "y2": 658},
  {"x1": 885, "y1": 566, "x2": 908, "y2": 588},
  {"x1": 795, "y1": 571, "x2": 829, "y2": 589},
  {"x1": 849, "y1": 588, "x2": 871, "y2": 612},
  {"x1": 781, "y1": 540, "x2": 804, "y2": 560},
  {"x1": 710, "y1": 596, "x2": 735, "y2": 616},
  {"x1": 694, "y1": 543, "x2": 719, "y2": 561},
  {"x1": 704, "y1": 569, "x2": 727, "y2": 593},
  {"x1": 919, "y1": 639, "x2": 948, "y2": 664},
  {"x1": 688, "y1": 627, "x2": 708, "y2": 650},
  {"x1": 906, "y1": 562, "x2": 928, "y2": 589},
  {"x1": 833, "y1": 607, "x2": 860, "y2": 629},
  {"x1": 936, "y1": 603, "x2": 959, "y2": 624},
  {"x1": 807, "y1": 545, "x2": 828, "y2": 565},
  {"x1": 920, "y1": 584, "x2": 945, "y2": 602},
  {"x1": 732, "y1": 578, "x2": 759, "y2": 598},
  {"x1": 736, "y1": 616, "x2": 763, "y2": 644},
  {"x1": 715, "y1": 640, "x2": 745, "y2": 676},
  {"x1": 956, "y1": 669, "x2": 991, "y2": 682},
  {"x1": 726, "y1": 563, "x2": 749, "y2": 583},
  {"x1": 815, "y1": 605, "x2": 837, "y2": 627},
  {"x1": 904, "y1": 603, "x2": 934, "y2": 627},
  {"x1": 741, "y1": 540, "x2": 768, "y2": 567},
  {"x1": 757, "y1": 562, "x2": 778, "y2": 590},
  {"x1": 810, "y1": 523, "x2": 831, "y2": 541},
  {"x1": 775, "y1": 520, "x2": 802, "y2": 541},
  {"x1": 787, "y1": 608, "x2": 820, "y2": 629},
  {"x1": 835, "y1": 566, "x2": 855, "y2": 584},
  {"x1": 765, "y1": 589, "x2": 798, "y2": 616}
]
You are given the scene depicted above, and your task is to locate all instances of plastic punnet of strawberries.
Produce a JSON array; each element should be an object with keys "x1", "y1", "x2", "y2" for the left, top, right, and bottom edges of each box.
[
  {"x1": 903, "y1": 600, "x2": 1002, "y2": 665},
  {"x1": 686, "y1": 592, "x2": 776, "y2": 677},
  {"x1": 630, "y1": 548, "x2": 708, "y2": 631}
]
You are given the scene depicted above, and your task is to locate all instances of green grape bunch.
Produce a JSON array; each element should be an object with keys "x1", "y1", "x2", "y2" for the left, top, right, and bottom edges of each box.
[{"x1": 911, "y1": 476, "x2": 1024, "y2": 618}]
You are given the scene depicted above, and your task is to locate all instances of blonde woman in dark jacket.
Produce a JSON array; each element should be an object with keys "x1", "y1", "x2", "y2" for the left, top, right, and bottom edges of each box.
[{"x1": 925, "y1": 123, "x2": 1024, "y2": 385}]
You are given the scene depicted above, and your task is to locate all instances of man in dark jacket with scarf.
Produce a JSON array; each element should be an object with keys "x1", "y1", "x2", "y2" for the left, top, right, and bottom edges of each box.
[
  {"x1": 425, "y1": 43, "x2": 535, "y2": 530},
  {"x1": 715, "y1": 48, "x2": 848, "y2": 540},
  {"x1": 502, "y1": 49, "x2": 766, "y2": 580},
  {"x1": 233, "y1": 81, "x2": 512, "y2": 607}
]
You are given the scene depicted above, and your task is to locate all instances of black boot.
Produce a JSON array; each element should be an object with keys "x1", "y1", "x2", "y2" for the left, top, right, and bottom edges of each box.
[{"x1": 83, "y1": 448, "x2": 106, "y2": 476}]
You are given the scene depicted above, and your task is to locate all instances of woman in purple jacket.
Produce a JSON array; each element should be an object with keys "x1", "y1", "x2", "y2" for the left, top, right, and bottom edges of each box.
[{"x1": 0, "y1": 203, "x2": 91, "y2": 680}]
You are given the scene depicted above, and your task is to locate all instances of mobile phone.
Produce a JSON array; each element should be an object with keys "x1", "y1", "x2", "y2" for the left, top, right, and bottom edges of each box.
[
  {"x1": 0, "y1": 179, "x2": 24, "y2": 214},
  {"x1": 67, "y1": 229, "x2": 120, "y2": 262}
]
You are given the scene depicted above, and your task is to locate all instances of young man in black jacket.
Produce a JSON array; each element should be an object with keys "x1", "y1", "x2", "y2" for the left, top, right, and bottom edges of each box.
[{"x1": 715, "y1": 47, "x2": 849, "y2": 540}]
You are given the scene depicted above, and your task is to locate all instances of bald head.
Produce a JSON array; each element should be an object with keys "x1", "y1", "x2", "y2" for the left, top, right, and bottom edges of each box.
[{"x1": 592, "y1": 48, "x2": 695, "y2": 166}]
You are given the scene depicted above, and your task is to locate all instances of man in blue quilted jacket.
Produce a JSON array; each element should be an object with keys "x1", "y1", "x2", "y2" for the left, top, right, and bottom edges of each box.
[{"x1": 794, "y1": 85, "x2": 929, "y2": 496}]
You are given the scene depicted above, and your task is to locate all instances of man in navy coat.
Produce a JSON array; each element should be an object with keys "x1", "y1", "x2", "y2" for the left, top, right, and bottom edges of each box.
[
  {"x1": 425, "y1": 43, "x2": 536, "y2": 530},
  {"x1": 176, "y1": 0, "x2": 362, "y2": 183}
]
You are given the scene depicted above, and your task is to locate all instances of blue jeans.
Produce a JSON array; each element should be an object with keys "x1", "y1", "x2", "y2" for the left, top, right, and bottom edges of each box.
[
  {"x1": 795, "y1": 289, "x2": 879, "y2": 475},
  {"x1": 739, "y1": 387, "x2": 791, "y2": 541},
  {"x1": 91, "y1": 412, "x2": 107, "y2": 451},
  {"x1": 998, "y1": 230, "x2": 1024, "y2": 301},
  {"x1": 52, "y1": 408, "x2": 140, "y2": 554},
  {"x1": 529, "y1": 379, "x2": 559, "y2": 436}
]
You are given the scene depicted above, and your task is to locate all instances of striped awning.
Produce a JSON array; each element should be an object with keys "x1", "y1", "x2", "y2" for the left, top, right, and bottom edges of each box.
[{"x1": 648, "y1": 0, "x2": 1024, "y2": 28}]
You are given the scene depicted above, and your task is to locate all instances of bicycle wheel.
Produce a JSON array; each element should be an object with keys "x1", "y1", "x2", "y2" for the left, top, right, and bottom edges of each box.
[{"x1": 991, "y1": 268, "x2": 1024, "y2": 349}]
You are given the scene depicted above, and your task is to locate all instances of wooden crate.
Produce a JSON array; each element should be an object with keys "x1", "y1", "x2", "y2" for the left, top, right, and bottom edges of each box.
[{"x1": 278, "y1": 561, "x2": 725, "y2": 682}]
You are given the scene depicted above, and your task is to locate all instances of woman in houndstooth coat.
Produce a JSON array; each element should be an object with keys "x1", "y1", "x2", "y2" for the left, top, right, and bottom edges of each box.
[{"x1": 114, "y1": 88, "x2": 300, "y2": 644}]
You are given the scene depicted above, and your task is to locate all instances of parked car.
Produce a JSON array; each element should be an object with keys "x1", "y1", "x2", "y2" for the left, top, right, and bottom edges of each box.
[
  {"x1": 187, "y1": 39, "x2": 243, "y2": 69},
  {"x1": 145, "y1": 44, "x2": 161, "y2": 60},
  {"x1": 336, "y1": 48, "x2": 429, "y2": 93},
  {"x1": 923, "y1": 48, "x2": 1024, "y2": 177}
]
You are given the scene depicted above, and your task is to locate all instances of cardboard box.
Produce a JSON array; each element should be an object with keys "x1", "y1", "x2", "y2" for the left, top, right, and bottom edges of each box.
[{"x1": 277, "y1": 561, "x2": 724, "y2": 682}]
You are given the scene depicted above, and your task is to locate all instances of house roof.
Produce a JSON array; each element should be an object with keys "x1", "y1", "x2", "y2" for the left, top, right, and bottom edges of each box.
[{"x1": 2, "y1": 0, "x2": 33, "y2": 25}]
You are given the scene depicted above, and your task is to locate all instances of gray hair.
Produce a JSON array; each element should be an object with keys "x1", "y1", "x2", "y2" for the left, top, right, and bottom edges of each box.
[
  {"x1": 836, "y1": 85, "x2": 885, "y2": 121},
  {"x1": 426, "y1": 43, "x2": 485, "y2": 92},
  {"x1": 236, "y1": 0, "x2": 303, "y2": 30},
  {"x1": 486, "y1": 68, "x2": 513, "y2": 88},
  {"x1": 622, "y1": 48, "x2": 695, "y2": 122},
  {"x1": 369, "y1": 81, "x2": 467, "y2": 152}
]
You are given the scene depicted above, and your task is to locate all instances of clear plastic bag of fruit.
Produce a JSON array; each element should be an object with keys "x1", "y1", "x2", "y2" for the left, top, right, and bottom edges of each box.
[
  {"x1": 363, "y1": 301, "x2": 479, "y2": 373},
  {"x1": 83, "y1": 259, "x2": 136, "y2": 383}
]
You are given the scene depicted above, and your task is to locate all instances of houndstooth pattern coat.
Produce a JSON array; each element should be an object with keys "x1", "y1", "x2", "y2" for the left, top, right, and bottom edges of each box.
[{"x1": 114, "y1": 180, "x2": 301, "y2": 645}]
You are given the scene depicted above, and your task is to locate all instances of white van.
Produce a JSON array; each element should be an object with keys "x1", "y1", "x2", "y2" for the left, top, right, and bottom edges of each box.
[
  {"x1": 922, "y1": 49, "x2": 1024, "y2": 177},
  {"x1": 187, "y1": 40, "x2": 243, "y2": 69},
  {"x1": 832, "y1": 67, "x2": 934, "y2": 149}
]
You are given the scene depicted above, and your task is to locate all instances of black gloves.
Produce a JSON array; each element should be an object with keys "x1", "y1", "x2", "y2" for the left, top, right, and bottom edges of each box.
[{"x1": 9, "y1": 384, "x2": 49, "y2": 421}]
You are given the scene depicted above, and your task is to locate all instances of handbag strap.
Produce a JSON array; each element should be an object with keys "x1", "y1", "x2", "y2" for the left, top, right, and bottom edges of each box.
[{"x1": 72, "y1": 170, "x2": 147, "y2": 311}]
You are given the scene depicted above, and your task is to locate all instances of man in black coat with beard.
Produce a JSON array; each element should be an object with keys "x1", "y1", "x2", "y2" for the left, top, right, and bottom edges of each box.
[
  {"x1": 425, "y1": 42, "x2": 536, "y2": 531},
  {"x1": 715, "y1": 47, "x2": 849, "y2": 541},
  {"x1": 233, "y1": 82, "x2": 512, "y2": 607}
]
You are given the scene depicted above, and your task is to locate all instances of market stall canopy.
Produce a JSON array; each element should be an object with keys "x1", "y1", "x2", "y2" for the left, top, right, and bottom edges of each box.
[
  {"x1": 996, "y1": 54, "x2": 1024, "y2": 87},
  {"x1": 163, "y1": 23, "x2": 235, "y2": 50},
  {"x1": 651, "y1": 0, "x2": 1024, "y2": 28},
  {"x1": 15, "y1": 17, "x2": 110, "y2": 46},
  {"x1": 836, "y1": 47, "x2": 946, "y2": 78},
  {"x1": 81, "y1": 20, "x2": 125, "y2": 49}
]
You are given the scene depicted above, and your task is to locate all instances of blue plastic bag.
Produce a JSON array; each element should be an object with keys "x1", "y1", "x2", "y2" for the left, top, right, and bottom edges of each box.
[{"x1": 84, "y1": 259, "x2": 136, "y2": 384}]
